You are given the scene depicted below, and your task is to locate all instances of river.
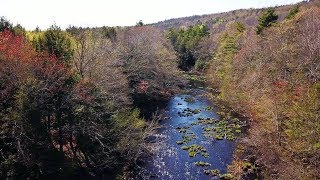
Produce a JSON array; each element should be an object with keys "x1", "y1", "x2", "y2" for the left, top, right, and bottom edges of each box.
[{"x1": 139, "y1": 87, "x2": 238, "y2": 179}]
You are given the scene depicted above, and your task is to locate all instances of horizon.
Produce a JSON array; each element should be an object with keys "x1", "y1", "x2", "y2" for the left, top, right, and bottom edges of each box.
[{"x1": 1, "y1": 0, "x2": 304, "y2": 30}]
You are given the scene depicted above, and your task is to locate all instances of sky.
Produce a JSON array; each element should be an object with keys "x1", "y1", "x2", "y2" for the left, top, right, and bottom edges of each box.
[{"x1": 0, "y1": 0, "x2": 304, "y2": 30}]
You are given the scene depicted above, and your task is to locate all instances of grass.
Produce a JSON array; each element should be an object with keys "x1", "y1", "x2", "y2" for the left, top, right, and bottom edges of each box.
[
  {"x1": 174, "y1": 93, "x2": 246, "y2": 177},
  {"x1": 176, "y1": 126, "x2": 196, "y2": 144},
  {"x1": 191, "y1": 122, "x2": 199, "y2": 125},
  {"x1": 181, "y1": 146, "x2": 189, "y2": 150},
  {"x1": 211, "y1": 169, "x2": 220, "y2": 176},
  {"x1": 181, "y1": 134, "x2": 196, "y2": 144},
  {"x1": 235, "y1": 129, "x2": 241, "y2": 133},
  {"x1": 186, "y1": 144, "x2": 208, "y2": 158},
  {"x1": 178, "y1": 108, "x2": 201, "y2": 117},
  {"x1": 185, "y1": 74, "x2": 207, "y2": 83},
  {"x1": 202, "y1": 152, "x2": 210, "y2": 158},
  {"x1": 195, "y1": 108, "x2": 243, "y2": 141},
  {"x1": 176, "y1": 126, "x2": 190, "y2": 133},
  {"x1": 189, "y1": 151, "x2": 196, "y2": 157},
  {"x1": 226, "y1": 134, "x2": 236, "y2": 141},
  {"x1": 176, "y1": 141, "x2": 184, "y2": 145},
  {"x1": 220, "y1": 173, "x2": 233, "y2": 179},
  {"x1": 204, "y1": 106, "x2": 214, "y2": 111},
  {"x1": 214, "y1": 134, "x2": 224, "y2": 140},
  {"x1": 195, "y1": 161, "x2": 211, "y2": 166}
]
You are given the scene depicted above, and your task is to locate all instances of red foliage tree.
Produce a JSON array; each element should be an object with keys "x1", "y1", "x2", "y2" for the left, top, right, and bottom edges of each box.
[
  {"x1": 0, "y1": 30, "x2": 36, "y2": 110},
  {"x1": 137, "y1": 80, "x2": 149, "y2": 93},
  {"x1": 0, "y1": 30, "x2": 36, "y2": 62}
]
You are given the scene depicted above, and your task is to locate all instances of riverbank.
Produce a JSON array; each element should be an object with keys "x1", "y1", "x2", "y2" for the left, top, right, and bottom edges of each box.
[
  {"x1": 205, "y1": 91, "x2": 262, "y2": 179},
  {"x1": 133, "y1": 73, "x2": 252, "y2": 179},
  {"x1": 186, "y1": 73, "x2": 264, "y2": 179}
]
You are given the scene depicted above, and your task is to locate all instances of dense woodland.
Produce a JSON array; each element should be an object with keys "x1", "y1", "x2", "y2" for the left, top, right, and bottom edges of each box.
[
  {"x1": 1, "y1": 0, "x2": 319, "y2": 179},
  {"x1": 206, "y1": 5, "x2": 320, "y2": 179},
  {"x1": 0, "y1": 18, "x2": 185, "y2": 179}
]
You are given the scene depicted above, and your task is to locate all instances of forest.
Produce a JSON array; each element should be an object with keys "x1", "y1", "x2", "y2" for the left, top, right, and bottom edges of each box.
[{"x1": 0, "y1": 0, "x2": 319, "y2": 179}]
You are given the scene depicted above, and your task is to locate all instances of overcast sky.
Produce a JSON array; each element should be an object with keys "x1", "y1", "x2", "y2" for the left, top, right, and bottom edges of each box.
[{"x1": 0, "y1": 0, "x2": 303, "y2": 30}]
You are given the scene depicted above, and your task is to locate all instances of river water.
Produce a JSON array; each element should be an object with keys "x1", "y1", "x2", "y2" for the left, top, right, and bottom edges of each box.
[{"x1": 139, "y1": 88, "x2": 236, "y2": 179}]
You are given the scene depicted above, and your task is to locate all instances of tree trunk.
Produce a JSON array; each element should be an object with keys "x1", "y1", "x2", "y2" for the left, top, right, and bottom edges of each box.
[{"x1": 57, "y1": 111, "x2": 63, "y2": 152}]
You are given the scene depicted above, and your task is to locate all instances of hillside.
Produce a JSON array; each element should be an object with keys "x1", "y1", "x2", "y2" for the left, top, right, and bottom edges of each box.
[
  {"x1": 0, "y1": 0, "x2": 320, "y2": 179},
  {"x1": 151, "y1": 1, "x2": 311, "y2": 31},
  {"x1": 153, "y1": 0, "x2": 320, "y2": 178}
]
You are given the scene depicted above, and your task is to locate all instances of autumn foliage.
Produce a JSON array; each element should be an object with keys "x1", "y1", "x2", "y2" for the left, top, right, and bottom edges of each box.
[
  {"x1": 0, "y1": 29, "x2": 151, "y2": 178},
  {"x1": 1, "y1": 1, "x2": 319, "y2": 179},
  {"x1": 206, "y1": 6, "x2": 320, "y2": 179},
  {"x1": 0, "y1": 20, "x2": 172, "y2": 178}
]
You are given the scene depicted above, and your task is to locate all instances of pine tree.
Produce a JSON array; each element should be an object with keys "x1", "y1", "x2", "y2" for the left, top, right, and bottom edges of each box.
[
  {"x1": 286, "y1": 5, "x2": 299, "y2": 20},
  {"x1": 136, "y1": 20, "x2": 144, "y2": 26},
  {"x1": 256, "y1": 8, "x2": 278, "y2": 34},
  {"x1": 43, "y1": 24, "x2": 75, "y2": 63},
  {"x1": 0, "y1": 17, "x2": 13, "y2": 32}
]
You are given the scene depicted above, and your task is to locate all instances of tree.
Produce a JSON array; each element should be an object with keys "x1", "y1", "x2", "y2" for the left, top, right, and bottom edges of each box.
[
  {"x1": 0, "y1": 15, "x2": 178, "y2": 180},
  {"x1": 136, "y1": 20, "x2": 144, "y2": 26},
  {"x1": 12, "y1": 24, "x2": 25, "y2": 36},
  {"x1": 102, "y1": 26, "x2": 117, "y2": 42},
  {"x1": 206, "y1": 6, "x2": 320, "y2": 179},
  {"x1": 0, "y1": 17, "x2": 13, "y2": 32},
  {"x1": 235, "y1": 21, "x2": 246, "y2": 33},
  {"x1": 256, "y1": 8, "x2": 278, "y2": 34},
  {"x1": 166, "y1": 24, "x2": 210, "y2": 70},
  {"x1": 0, "y1": 30, "x2": 73, "y2": 178},
  {"x1": 286, "y1": 5, "x2": 299, "y2": 20},
  {"x1": 72, "y1": 29, "x2": 131, "y2": 108},
  {"x1": 42, "y1": 25, "x2": 75, "y2": 63},
  {"x1": 0, "y1": 18, "x2": 25, "y2": 35},
  {"x1": 35, "y1": 26, "x2": 41, "y2": 32},
  {"x1": 116, "y1": 26, "x2": 185, "y2": 116}
]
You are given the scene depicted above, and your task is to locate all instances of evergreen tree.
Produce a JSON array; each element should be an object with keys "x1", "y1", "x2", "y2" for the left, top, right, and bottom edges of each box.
[
  {"x1": 235, "y1": 21, "x2": 246, "y2": 33},
  {"x1": 0, "y1": 17, "x2": 13, "y2": 32},
  {"x1": 286, "y1": 5, "x2": 299, "y2": 20},
  {"x1": 102, "y1": 26, "x2": 117, "y2": 42},
  {"x1": 256, "y1": 8, "x2": 278, "y2": 34},
  {"x1": 42, "y1": 25, "x2": 75, "y2": 63},
  {"x1": 13, "y1": 24, "x2": 26, "y2": 35},
  {"x1": 136, "y1": 20, "x2": 144, "y2": 26},
  {"x1": 35, "y1": 26, "x2": 41, "y2": 32},
  {"x1": 166, "y1": 24, "x2": 210, "y2": 70}
]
